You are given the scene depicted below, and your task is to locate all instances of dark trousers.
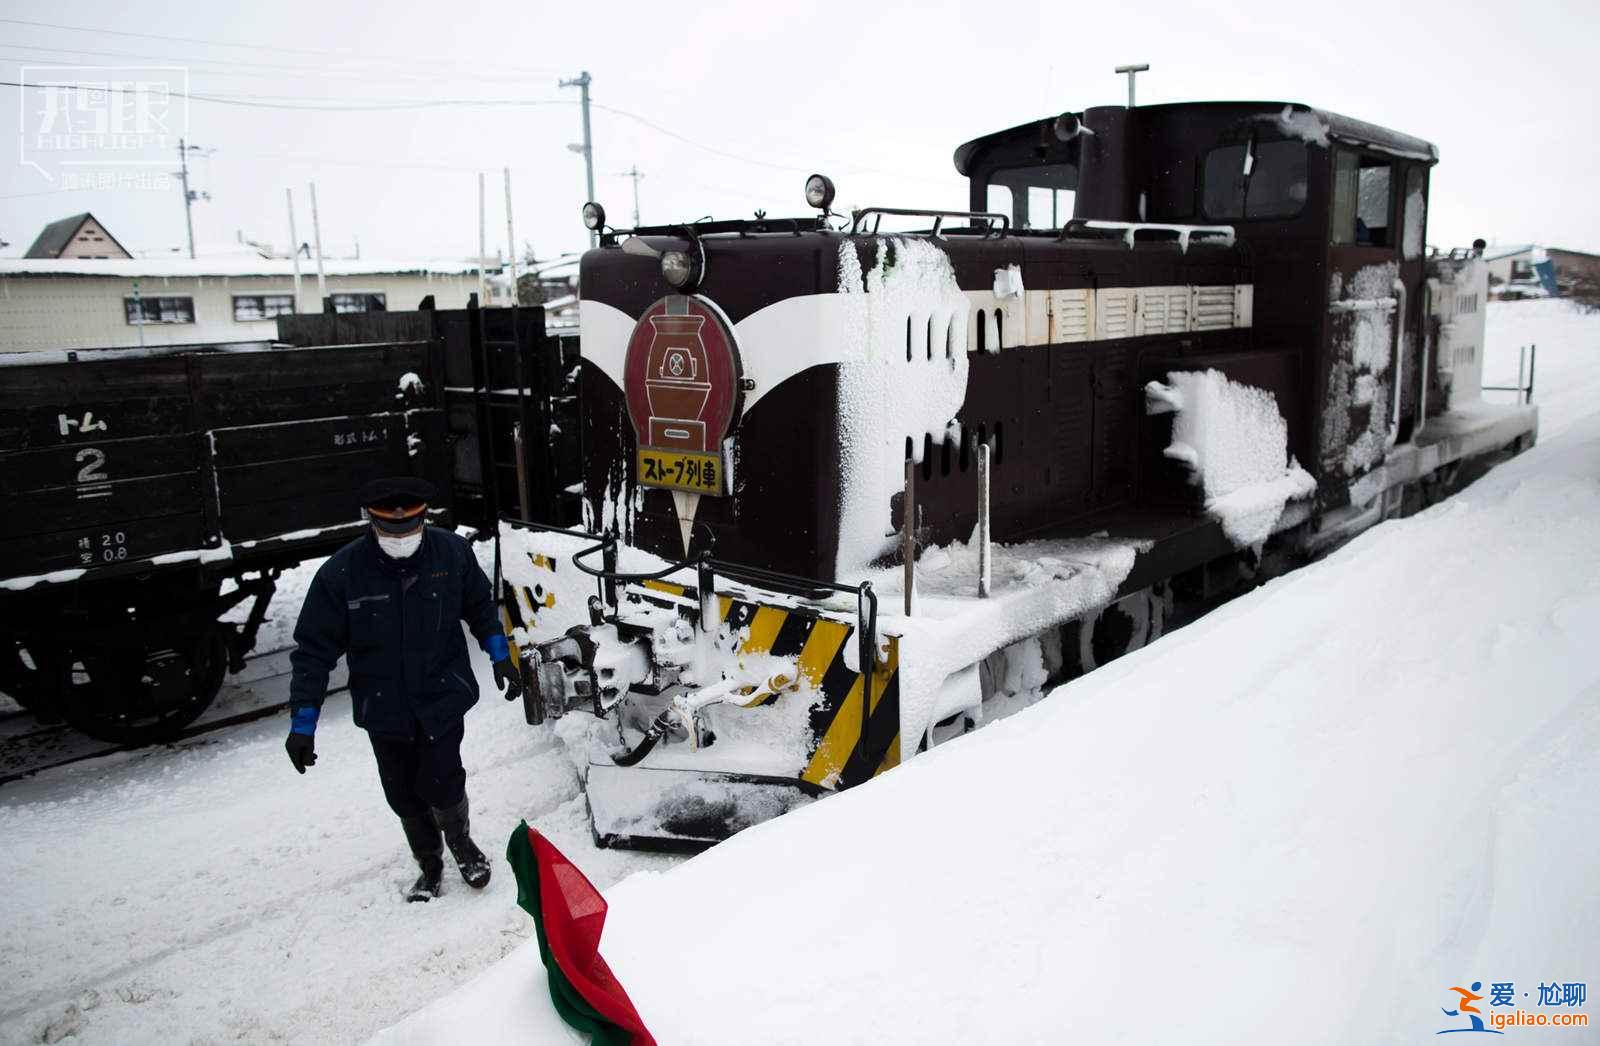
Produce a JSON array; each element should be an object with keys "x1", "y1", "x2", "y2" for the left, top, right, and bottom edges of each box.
[{"x1": 368, "y1": 718, "x2": 467, "y2": 820}]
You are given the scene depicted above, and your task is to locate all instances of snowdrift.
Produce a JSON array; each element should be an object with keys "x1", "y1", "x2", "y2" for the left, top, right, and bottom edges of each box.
[{"x1": 379, "y1": 301, "x2": 1600, "y2": 1044}]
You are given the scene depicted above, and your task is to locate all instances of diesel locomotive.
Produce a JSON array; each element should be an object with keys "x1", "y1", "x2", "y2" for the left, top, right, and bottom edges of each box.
[{"x1": 500, "y1": 97, "x2": 1535, "y2": 850}]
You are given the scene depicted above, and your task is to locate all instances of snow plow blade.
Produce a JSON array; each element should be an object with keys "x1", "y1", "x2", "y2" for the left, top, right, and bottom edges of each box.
[{"x1": 585, "y1": 762, "x2": 824, "y2": 853}]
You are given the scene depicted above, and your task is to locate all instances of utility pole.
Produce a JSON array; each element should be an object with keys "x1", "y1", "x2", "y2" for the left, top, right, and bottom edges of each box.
[
  {"x1": 477, "y1": 172, "x2": 488, "y2": 306},
  {"x1": 559, "y1": 71, "x2": 596, "y2": 247},
  {"x1": 621, "y1": 165, "x2": 644, "y2": 227},
  {"x1": 285, "y1": 188, "x2": 302, "y2": 313},
  {"x1": 177, "y1": 138, "x2": 209, "y2": 259},
  {"x1": 503, "y1": 168, "x2": 518, "y2": 306},
  {"x1": 1114, "y1": 63, "x2": 1150, "y2": 108},
  {"x1": 308, "y1": 181, "x2": 328, "y2": 305}
]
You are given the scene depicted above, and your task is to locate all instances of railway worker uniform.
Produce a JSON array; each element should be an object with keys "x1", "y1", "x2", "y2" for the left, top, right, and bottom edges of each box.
[{"x1": 284, "y1": 476, "x2": 525, "y2": 902}]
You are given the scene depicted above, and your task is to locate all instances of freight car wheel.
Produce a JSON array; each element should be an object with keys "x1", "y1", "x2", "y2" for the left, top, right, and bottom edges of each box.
[
  {"x1": 50, "y1": 627, "x2": 228, "y2": 746},
  {"x1": 0, "y1": 637, "x2": 60, "y2": 720}
]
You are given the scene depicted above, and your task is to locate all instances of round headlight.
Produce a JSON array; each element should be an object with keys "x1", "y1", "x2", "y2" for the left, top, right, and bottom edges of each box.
[
  {"x1": 660, "y1": 250, "x2": 695, "y2": 288},
  {"x1": 804, "y1": 173, "x2": 835, "y2": 211},
  {"x1": 581, "y1": 201, "x2": 606, "y2": 231}
]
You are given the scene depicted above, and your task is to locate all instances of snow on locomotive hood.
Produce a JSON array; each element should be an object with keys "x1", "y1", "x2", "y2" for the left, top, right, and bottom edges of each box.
[
  {"x1": 834, "y1": 237, "x2": 971, "y2": 576},
  {"x1": 577, "y1": 236, "x2": 974, "y2": 576}
]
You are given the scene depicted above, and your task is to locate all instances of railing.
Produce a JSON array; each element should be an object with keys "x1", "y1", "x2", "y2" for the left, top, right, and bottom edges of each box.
[
  {"x1": 1483, "y1": 344, "x2": 1538, "y2": 405},
  {"x1": 850, "y1": 207, "x2": 1010, "y2": 237}
]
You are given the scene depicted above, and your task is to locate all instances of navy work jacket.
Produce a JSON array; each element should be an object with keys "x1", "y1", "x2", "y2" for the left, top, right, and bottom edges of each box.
[{"x1": 289, "y1": 527, "x2": 501, "y2": 739}]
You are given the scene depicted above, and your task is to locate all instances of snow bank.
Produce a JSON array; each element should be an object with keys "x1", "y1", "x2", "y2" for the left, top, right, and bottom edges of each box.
[
  {"x1": 834, "y1": 238, "x2": 971, "y2": 576},
  {"x1": 382, "y1": 301, "x2": 1600, "y2": 1045},
  {"x1": 1148, "y1": 369, "x2": 1314, "y2": 546}
]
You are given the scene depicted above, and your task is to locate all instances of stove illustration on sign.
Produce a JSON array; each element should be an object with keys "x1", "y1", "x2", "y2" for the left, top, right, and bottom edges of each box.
[{"x1": 622, "y1": 295, "x2": 744, "y2": 553}]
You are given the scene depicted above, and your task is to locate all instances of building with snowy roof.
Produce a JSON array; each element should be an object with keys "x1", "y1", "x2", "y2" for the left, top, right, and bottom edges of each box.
[
  {"x1": 0, "y1": 255, "x2": 494, "y2": 353},
  {"x1": 1482, "y1": 243, "x2": 1600, "y2": 300}
]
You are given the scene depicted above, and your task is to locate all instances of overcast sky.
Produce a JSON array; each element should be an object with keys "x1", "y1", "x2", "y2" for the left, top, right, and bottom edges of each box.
[{"x1": 2, "y1": 0, "x2": 1594, "y2": 265}]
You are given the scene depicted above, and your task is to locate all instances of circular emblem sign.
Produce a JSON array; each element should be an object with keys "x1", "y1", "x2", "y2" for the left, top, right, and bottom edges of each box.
[{"x1": 623, "y1": 295, "x2": 743, "y2": 496}]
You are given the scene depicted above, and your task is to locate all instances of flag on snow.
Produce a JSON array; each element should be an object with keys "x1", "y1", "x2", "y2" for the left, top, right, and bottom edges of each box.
[{"x1": 505, "y1": 821, "x2": 656, "y2": 1045}]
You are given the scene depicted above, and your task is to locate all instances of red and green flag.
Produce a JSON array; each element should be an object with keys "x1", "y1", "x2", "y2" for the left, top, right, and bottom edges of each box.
[{"x1": 505, "y1": 821, "x2": 656, "y2": 1046}]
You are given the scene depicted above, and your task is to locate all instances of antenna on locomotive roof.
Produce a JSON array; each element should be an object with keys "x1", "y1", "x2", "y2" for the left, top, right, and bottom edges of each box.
[{"x1": 1114, "y1": 63, "x2": 1150, "y2": 108}]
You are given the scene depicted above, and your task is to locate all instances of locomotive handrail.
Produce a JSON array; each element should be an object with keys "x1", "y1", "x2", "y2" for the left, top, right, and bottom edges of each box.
[
  {"x1": 1386, "y1": 278, "x2": 1407, "y2": 448},
  {"x1": 850, "y1": 207, "x2": 1010, "y2": 238}
]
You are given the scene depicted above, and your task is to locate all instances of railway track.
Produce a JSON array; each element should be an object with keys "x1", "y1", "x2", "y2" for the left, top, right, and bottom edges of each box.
[{"x1": 0, "y1": 645, "x2": 346, "y2": 786}]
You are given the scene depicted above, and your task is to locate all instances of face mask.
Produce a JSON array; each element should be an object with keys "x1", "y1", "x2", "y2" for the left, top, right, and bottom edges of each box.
[{"x1": 376, "y1": 529, "x2": 423, "y2": 559}]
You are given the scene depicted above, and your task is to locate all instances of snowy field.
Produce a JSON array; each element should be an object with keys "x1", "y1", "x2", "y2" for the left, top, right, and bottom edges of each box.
[{"x1": 0, "y1": 300, "x2": 1595, "y2": 1044}]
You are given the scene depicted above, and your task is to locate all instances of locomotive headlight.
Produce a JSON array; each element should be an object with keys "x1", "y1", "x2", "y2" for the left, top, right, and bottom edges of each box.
[
  {"x1": 660, "y1": 249, "x2": 696, "y2": 288},
  {"x1": 804, "y1": 173, "x2": 836, "y2": 211},
  {"x1": 581, "y1": 201, "x2": 606, "y2": 231}
]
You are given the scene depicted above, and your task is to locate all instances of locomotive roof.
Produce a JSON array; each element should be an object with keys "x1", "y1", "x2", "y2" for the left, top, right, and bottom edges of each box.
[{"x1": 953, "y1": 100, "x2": 1438, "y2": 175}]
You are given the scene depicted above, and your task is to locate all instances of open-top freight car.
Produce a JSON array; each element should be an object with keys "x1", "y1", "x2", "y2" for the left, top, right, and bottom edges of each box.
[
  {"x1": 497, "y1": 96, "x2": 1535, "y2": 850},
  {"x1": 0, "y1": 300, "x2": 579, "y2": 743}
]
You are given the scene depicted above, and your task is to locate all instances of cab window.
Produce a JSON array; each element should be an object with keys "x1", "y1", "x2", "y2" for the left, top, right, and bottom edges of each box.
[
  {"x1": 1402, "y1": 167, "x2": 1426, "y2": 260},
  {"x1": 1201, "y1": 139, "x2": 1308, "y2": 221},
  {"x1": 985, "y1": 163, "x2": 1077, "y2": 230},
  {"x1": 1332, "y1": 151, "x2": 1394, "y2": 247}
]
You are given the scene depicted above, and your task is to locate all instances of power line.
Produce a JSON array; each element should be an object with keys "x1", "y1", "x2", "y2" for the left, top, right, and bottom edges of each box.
[
  {"x1": 1, "y1": 78, "x2": 951, "y2": 188},
  {"x1": 1, "y1": 77, "x2": 572, "y2": 112},
  {"x1": 0, "y1": 41, "x2": 567, "y2": 90},
  {"x1": 0, "y1": 185, "x2": 92, "y2": 200},
  {"x1": 0, "y1": 16, "x2": 566, "y2": 77}
]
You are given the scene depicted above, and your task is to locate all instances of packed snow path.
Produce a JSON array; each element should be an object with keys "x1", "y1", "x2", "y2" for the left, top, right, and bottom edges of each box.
[
  {"x1": 0, "y1": 301, "x2": 1593, "y2": 1045},
  {"x1": 0, "y1": 623, "x2": 675, "y2": 1044}
]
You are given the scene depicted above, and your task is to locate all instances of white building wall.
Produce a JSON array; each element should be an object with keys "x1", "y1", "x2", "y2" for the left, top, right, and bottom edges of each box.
[
  {"x1": 0, "y1": 271, "x2": 480, "y2": 352},
  {"x1": 1484, "y1": 249, "x2": 1535, "y2": 284}
]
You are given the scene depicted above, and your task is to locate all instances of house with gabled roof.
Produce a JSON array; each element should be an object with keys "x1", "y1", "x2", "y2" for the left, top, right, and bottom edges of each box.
[{"x1": 23, "y1": 212, "x2": 132, "y2": 260}]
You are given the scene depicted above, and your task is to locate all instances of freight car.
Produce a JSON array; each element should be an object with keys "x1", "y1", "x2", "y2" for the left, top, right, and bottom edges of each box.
[
  {"x1": 0, "y1": 300, "x2": 578, "y2": 743},
  {"x1": 497, "y1": 97, "x2": 1536, "y2": 850}
]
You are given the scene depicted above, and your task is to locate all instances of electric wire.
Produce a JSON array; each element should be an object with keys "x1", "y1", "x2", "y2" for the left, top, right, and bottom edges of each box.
[{"x1": 0, "y1": 16, "x2": 567, "y2": 77}]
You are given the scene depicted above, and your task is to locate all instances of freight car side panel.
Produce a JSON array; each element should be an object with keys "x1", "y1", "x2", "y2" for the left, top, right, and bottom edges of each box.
[
  {"x1": 0, "y1": 356, "x2": 208, "y2": 575},
  {"x1": 0, "y1": 341, "x2": 450, "y2": 584}
]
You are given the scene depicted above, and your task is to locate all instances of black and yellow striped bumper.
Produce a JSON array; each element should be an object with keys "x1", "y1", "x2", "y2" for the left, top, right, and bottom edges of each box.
[{"x1": 635, "y1": 578, "x2": 902, "y2": 789}]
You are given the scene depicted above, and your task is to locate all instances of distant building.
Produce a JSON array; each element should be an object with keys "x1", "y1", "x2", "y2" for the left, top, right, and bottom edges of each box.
[
  {"x1": 23, "y1": 213, "x2": 132, "y2": 260},
  {"x1": 1483, "y1": 244, "x2": 1600, "y2": 300},
  {"x1": 486, "y1": 267, "x2": 579, "y2": 326},
  {"x1": 0, "y1": 257, "x2": 485, "y2": 353}
]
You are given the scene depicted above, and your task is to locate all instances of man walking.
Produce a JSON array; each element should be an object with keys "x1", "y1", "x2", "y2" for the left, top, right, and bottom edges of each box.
[{"x1": 284, "y1": 476, "x2": 524, "y2": 902}]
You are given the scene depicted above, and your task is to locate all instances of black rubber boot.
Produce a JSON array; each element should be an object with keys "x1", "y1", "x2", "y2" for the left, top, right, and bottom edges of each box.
[
  {"x1": 400, "y1": 815, "x2": 445, "y2": 902},
  {"x1": 432, "y1": 796, "x2": 491, "y2": 889}
]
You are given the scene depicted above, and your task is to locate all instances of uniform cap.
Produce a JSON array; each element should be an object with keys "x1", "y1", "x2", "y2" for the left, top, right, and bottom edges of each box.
[{"x1": 358, "y1": 476, "x2": 438, "y2": 510}]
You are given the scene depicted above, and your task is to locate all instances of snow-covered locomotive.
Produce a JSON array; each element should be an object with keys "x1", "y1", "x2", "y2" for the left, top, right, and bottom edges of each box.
[{"x1": 501, "y1": 98, "x2": 1533, "y2": 850}]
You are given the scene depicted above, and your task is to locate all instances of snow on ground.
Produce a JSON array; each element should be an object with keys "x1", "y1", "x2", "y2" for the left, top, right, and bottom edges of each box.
[
  {"x1": 0, "y1": 302, "x2": 1594, "y2": 1045},
  {"x1": 383, "y1": 299, "x2": 1600, "y2": 1044},
  {"x1": 0, "y1": 544, "x2": 677, "y2": 1045}
]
